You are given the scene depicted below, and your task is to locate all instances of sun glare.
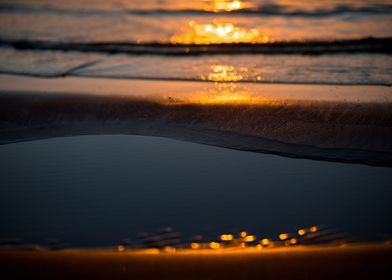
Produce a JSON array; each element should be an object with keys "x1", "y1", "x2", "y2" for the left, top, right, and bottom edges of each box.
[
  {"x1": 204, "y1": 0, "x2": 247, "y2": 12},
  {"x1": 171, "y1": 21, "x2": 269, "y2": 44}
]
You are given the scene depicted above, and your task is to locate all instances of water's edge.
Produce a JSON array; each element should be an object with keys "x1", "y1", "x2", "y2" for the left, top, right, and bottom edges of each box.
[{"x1": 1, "y1": 121, "x2": 391, "y2": 167}]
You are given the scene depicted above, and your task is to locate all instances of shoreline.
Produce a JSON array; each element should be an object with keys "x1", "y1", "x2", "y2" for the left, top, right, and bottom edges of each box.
[
  {"x1": 2, "y1": 120, "x2": 391, "y2": 167},
  {"x1": 1, "y1": 74, "x2": 391, "y2": 103},
  {"x1": 1, "y1": 75, "x2": 392, "y2": 166}
]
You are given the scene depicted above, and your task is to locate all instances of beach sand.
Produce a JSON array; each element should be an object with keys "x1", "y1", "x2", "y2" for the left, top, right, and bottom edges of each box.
[
  {"x1": 1, "y1": 74, "x2": 391, "y2": 166},
  {"x1": 0, "y1": 244, "x2": 391, "y2": 279}
]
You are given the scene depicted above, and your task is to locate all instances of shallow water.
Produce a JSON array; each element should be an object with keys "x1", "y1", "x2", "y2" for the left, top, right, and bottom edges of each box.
[
  {"x1": 0, "y1": 135, "x2": 391, "y2": 247},
  {"x1": 0, "y1": 0, "x2": 391, "y2": 85},
  {"x1": 1, "y1": 49, "x2": 391, "y2": 85}
]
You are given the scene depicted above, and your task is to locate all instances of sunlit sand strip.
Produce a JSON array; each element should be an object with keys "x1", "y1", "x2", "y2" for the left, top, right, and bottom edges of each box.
[{"x1": 0, "y1": 74, "x2": 391, "y2": 103}]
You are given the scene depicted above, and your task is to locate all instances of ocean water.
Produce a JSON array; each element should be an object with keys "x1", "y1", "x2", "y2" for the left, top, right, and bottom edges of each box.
[
  {"x1": 0, "y1": 135, "x2": 391, "y2": 247},
  {"x1": 0, "y1": 0, "x2": 391, "y2": 85}
]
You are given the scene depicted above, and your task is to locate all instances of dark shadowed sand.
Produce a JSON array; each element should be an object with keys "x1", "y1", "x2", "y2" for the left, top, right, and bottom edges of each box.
[{"x1": 0, "y1": 244, "x2": 391, "y2": 280}]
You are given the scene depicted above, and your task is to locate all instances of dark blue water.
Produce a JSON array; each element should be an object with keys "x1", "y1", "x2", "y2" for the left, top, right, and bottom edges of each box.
[{"x1": 0, "y1": 135, "x2": 391, "y2": 247}]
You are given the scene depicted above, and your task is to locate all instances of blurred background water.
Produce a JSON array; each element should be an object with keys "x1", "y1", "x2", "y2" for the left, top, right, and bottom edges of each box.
[{"x1": 0, "y1": 0, "x2": 391, "y2": 85}]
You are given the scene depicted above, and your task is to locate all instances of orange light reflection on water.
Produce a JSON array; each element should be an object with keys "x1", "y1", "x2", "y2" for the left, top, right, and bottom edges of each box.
[
  {"x1": 164, "y1": 64, "x2": 267, "y2": 105},
  {"x1": 203, "y1": 65, "x2": 245, "y2": 82},
  {"x1": 204, "y1": 0, "x2": 250, "y2": 12},
  {"x1": 279, "y1": 233, "x2": 290, "y2": 241},
  {"x1": 192, "y1": 64, "x2": 266, "y2": 104},
  {"x1": 244, "y1": 235, "x2": 256, "y2": 242},
  {"x1": 220, "y1": 234, "x2": 234, "y2": 241},
  {"x1": 171, "y1": 21, "x2": 270, "y2": 44}
]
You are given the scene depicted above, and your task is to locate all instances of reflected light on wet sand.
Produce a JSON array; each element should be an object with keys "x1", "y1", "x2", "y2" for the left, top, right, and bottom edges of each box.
[
  {"x1": 171, "y1": 21, "x2": 270, "y2": 44},
  {"x1": 167, "y1": 84, "x2": 260, "y2": 105}
]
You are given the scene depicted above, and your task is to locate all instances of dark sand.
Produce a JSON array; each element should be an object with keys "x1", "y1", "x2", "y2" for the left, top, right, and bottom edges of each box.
[
  {"x1": 0, "y1": 244, "x2": 391, "y2": 280},
  {"x1": 1, "y1": 90, "x2": 392, "y2": 166}
]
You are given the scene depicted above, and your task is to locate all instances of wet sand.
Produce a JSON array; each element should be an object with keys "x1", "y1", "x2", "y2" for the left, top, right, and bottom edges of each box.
[
  {"x1": 0, "y1": 244, "x2": 391, "y2": 280},
  {"x1": 0, "y1": 74, "x2": 392, "y2": 166}
]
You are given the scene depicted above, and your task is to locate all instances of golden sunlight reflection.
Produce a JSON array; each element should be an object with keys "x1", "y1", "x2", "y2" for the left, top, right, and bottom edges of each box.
[
  {"x1": 279, "y1": 233, "x2": 290, "y2": 241},
  {"x1": 310, "y1": 226, "x2": 318, "y2": 233},
  {"x1": 163, "y1": 63, "x2": 267, "y2": 105},
  {"x1": 202, "y1": 65, "x2": 245, "y2": 82},
  {"x1": 190, "y1": 90, "x2": 253, "y2": 104},
  {"x1": 298, "y1": 229, "x2": 307, "y2": 236},
  {"x1": 171, "y1": 21, "x2": 270, "y2": 44},
  {"x1": 201, "y1": 64, "x2": 262, "y2": 83},
  {"x1": 204, "y1": 0, "x2": 250, "y2": 12},
  {"x1": 220, "y1": 234, "x2": 234, "y2": 241},
  {"x1": 191, "y1": 242, "x2": 201, "y2": 249},
  {"x1": 209, "y1": 242, "x2": 221, "y2": 249},
  {"x1": 165, "y1": 79, "x2": 266, "y2": 105},
  {"x1": 244, "y1": 235, "x2": 256, "y2": 242},
  {"x1": 116, "y1": 245, "x2": 125, "y2": 252},
  {"x1": 115, "y1": 226, "x2": 351, "y2": 253},
  {"x1": 289, "y1": 238, "x2": 298, "y2": 245},
  {"x1": 163, "y1": 246, "x2": 176, "y2": 253},
  {"x1": 261, "y1": 238, "x2": 270, "y2": 247}
]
